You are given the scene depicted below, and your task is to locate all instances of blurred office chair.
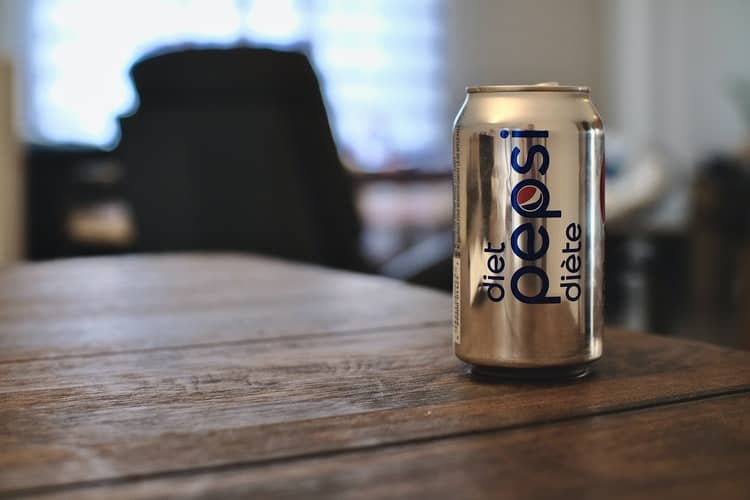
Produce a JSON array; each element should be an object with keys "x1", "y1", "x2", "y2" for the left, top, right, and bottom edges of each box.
[
  {"x1": 117, "y1": 47, "x2": 365, "y2": 271},
  {"x1": 691, "y1": 155, "x2": 750, "y2": 312}
]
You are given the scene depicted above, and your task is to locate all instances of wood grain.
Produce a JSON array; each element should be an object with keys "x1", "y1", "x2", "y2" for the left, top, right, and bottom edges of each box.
[
  {"x1": 1, "y1": 255, "x2": 750, "y2": 498},
  {"x1": 1, "y1": 325, "x2": 750, "y2": 493},
  {"x1": 35, "y1": 393, "x2": 750, "y2": 500},
  {"x1": 0, "y1": 254, "x2": 450, "y2": 362}
]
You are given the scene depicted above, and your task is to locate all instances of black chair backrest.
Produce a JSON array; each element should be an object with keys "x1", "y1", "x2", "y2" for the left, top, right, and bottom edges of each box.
[{"x1": 117, "y1": 47, "x2": 363, "y2": 270}]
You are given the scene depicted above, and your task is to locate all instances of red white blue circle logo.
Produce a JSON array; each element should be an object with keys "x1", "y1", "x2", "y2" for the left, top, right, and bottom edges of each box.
[{"x1": 516, "y1": 185, "x2": 544, "y2": 212}]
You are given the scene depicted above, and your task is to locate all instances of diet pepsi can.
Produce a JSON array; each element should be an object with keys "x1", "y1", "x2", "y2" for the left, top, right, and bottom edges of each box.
[{"x1": 452, "y1": 83, "x2": 604, "y2": 379}]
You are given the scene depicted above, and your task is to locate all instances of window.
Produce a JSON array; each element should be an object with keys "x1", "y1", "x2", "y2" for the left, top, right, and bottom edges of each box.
[{"x1": 28, "y1": 0, "x2": 444, "y2": 170}]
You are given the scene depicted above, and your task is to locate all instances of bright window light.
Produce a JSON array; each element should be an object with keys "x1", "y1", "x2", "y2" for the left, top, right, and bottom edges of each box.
[{"x1": 28, "y1": 0, "x2": 444, "y2": 170}]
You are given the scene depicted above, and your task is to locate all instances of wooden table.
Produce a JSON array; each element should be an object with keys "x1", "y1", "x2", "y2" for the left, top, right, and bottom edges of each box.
[{"x1": 2, "y1": 255, "x2": 750, "y2": 499}]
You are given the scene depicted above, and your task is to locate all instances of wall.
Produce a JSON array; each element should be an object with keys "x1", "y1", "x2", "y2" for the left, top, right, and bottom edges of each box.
[
  {"x1": 443, "y1": 0, "x2": 750, "y2": 169},
  {"x1": 441, "y1": 0, "x2": 604, "y2": 122},
  {"x1": 602, "y1": 0, "x2": 750, "y2": 168},
  {"x1": 0, "y1": 57, "x2": 23, "y2": 263},
  {"x1": 0, "y1": 0, "x2": 27, "y2": 135},
  {"x1": 0, "y1": 0, "x2": 25, "y2": 263}
]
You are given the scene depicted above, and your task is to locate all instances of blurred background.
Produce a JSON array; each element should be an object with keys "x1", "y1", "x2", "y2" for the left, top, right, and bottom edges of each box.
[{"x1": 0, "y1": 0, "x2": 749, "y2": 348}]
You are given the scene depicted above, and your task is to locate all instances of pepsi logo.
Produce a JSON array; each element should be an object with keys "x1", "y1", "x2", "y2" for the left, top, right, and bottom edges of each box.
[{"x1": 516, "y1": 185, "x2": 544, "y2": 212}]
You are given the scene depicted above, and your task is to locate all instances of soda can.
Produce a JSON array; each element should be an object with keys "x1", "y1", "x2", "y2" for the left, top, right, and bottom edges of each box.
[{"x1": 452, "y1": 83, "x2": 604, "y2": 379}]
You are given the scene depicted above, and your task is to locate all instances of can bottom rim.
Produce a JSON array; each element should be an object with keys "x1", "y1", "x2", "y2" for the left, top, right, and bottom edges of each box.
[{"x1": 469, "y1": 361, "x2": 595, "y2": 381}]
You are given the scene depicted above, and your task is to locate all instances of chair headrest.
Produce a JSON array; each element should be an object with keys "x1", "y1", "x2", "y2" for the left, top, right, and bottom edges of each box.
[{"x1": 129, "y1": 47, "x2": 318, "y2": 104}]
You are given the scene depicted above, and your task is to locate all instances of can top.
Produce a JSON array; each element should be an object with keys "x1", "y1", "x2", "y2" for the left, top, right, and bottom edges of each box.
[{"x1": 466, "y1": 82, "x2": 589, "y2": 95}]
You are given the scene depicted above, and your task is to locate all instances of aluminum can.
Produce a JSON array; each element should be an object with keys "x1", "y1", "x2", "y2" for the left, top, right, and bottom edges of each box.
[{"x1": 452, "y1": 83, "x2": 604, "y2": 378}]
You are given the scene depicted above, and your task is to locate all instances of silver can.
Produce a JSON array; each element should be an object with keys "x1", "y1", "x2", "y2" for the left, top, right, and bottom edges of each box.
[{"x1": 452, "y1": 83, "x2": 604, "y2": 379}]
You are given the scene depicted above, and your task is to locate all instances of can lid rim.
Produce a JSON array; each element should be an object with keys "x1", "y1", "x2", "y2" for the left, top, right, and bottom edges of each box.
[{"x1": 467, "y1": 84, "x2": 590, "y2": 94}]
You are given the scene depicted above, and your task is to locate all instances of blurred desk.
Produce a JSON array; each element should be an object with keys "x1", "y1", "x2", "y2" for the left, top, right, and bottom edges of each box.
[
  {"x1": 1, "y1": 255, "x2": 750, "y2": 499},
  {"x1": 354, "y1": 171, "x2": 452, "y2": 268}
]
